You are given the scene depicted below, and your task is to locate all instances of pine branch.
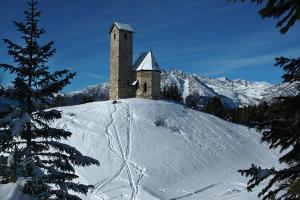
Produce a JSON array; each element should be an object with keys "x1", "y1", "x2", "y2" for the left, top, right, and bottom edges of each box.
[{"x1": 0, "y1": 1, "x2": 99, "y2": 198}]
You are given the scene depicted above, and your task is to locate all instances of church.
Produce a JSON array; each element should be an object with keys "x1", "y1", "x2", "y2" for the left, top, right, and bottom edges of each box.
[{"x1": 109, "y1": 22, "x2": 161, "y2": 100}]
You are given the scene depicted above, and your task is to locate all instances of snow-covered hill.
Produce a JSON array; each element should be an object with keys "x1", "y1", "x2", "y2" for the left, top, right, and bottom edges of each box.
[
  {"x1": 0, "y1": 99, "x2": 281, "y2": 199},
  {"x1": 46, "y1": 99, "x2": 278, "y2": 200},
  {"x1": 64, "y1": 70, "x2": 298, "y2": 108},
  {"x1": 58, "y1": 99, "x2": 277, "y2": 200}
]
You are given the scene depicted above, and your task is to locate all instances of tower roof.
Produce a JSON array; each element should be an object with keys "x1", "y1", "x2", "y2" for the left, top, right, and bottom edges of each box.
[
  {"x1": 109, "y1": 22, "x2": 134, "y2": 33},
  {"x1": 133, "y1": 51, "x2": 161, "y2": 72}
]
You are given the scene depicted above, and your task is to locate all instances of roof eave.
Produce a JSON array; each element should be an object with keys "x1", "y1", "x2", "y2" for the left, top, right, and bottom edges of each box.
[
  {"x1": 133, "y1": 69, "x2": 161, "y2": 73},
  {"x1": 109, "y1": 22, "x2": 135, "y2": 34}
]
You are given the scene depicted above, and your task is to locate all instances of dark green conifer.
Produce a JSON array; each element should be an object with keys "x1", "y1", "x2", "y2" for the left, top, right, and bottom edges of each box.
[
  {"x1": 203, "y1": 97, "x2": 226, "y2": 118},
  {"x1": 231, "y1": 1, "x2": 300, "y2": 199},
  {"x1": 161, "y1": 84, "x2": 182, "y2": 103},
  {"x1": 0, "y1": 1, "x2": 99, "y2": 199},
  {"x1": 185, "y1": 93, "x2": 201, "y2": 109}
]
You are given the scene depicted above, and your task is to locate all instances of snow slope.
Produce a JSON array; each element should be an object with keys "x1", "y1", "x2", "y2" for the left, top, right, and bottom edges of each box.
[
  {"x1": 0, "y1": 183, "x2": 33, "y2": 200},
  {"x1": 0, "y1": 99, "x2": 280, "y2": 199},
  {"x1": 49, "y1": 99, "x2": 279, "y2": 200}
]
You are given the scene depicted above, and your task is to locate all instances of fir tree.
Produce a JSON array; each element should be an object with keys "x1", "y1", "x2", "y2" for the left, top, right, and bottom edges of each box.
[
  {"x1": 83, "y1": 94, "x2": 93, "y2": 104},
  {"x1": 185, "y1": 92, "x2": 201, "y2": 109},
  {"x1": 0, "y1": 74, "x2": 3, "y2": 87},
  {"x1": 232, "y1": 0, "x2": 300, "y2": 199},
  {"x1": 203, "y1": 97, "x2": 226, "y2": 118},
  {"x1": 53, "y1": 94, "x2": 66, "y2": 107},
  {"x1": 238, "y1": 79, "x2": 300, "y2": 200},
  {"x1": 0, "y1": 1, "x2": 99, "y2": 199},
  {"x1": 161, "y1": 84, "x2": 182, "y2": 103}
]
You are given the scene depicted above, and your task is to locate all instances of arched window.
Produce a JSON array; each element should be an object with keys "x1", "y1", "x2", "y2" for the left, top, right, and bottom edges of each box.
[{"x1": 143, "y1": 83, "x2": 147, "y2": 93}]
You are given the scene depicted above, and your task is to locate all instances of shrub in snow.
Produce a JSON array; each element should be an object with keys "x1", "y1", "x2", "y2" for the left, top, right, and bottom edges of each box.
[{"x1": 154, "y1": 116, "x2": 166, "y2": 127}]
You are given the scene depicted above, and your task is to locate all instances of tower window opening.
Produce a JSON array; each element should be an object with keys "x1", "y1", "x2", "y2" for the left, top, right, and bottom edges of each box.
[
  {"x1": 114, "y1": 33, "x2": 116, "y2": 40},
  {"x1": 124, "y1": 33, "x2": 128, "y2": 39},
  {"x1": 143, "y1": 83, "x2": 147, "y2": 93}
]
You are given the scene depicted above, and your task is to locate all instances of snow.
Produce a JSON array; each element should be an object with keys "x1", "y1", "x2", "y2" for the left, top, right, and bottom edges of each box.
[
  {"x1": 12, "y1": 112, "x2": 31, "y2": 136},
  {"x1": 0, "y1": 110, "x2": 31, "y2": 136},
  {"x1": 61, "y1": 99, "x2": 279, "y2": 199},
  {"x1": 7, "y1": 154, "x2": 14, "y2": 167},
  {"x1": 112, "y1": 22, "x2": 134, "y2": 32},
  {"x1": 0, "y1": 99, "x2": 280, "y2": 199},
  {"x1": 133, "y1": 51, "x2": 160, "y2": 72},
  {"x1": 0, "y1": 183, "x2": 34, "y2": 200},
  {"x1": 131, "y1": 80, "x2": 138, "y2": 86},
  {"x1": 162, "y1": 70, "x2": 299, "y2": 108},
  {"x1": 182, "y1": 78, "x2": 190, "y2": 103},
  {"x1": 16, "y1": 177, "x2": 32, "y2": 189}
]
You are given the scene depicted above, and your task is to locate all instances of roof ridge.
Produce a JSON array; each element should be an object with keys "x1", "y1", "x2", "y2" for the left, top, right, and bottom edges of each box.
[
  {"x1": 109, "y1": 22, "x2": 134, "y2": 33},
  {"x1": 133, "y1": 51, "x2": 161, "y2": 72}
]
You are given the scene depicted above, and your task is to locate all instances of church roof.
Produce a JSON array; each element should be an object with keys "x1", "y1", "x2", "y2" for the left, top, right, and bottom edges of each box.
[
  {"x1": 133, "y1": 51, "x2": 161, "y2": 72},
  {"x1": 109, "y1": 22, "x2": 134, "y2": 33}
]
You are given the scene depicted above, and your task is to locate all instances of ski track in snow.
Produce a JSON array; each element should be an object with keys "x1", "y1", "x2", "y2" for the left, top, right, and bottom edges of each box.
[
  {"x1": 169, "y1": 183, "x2": 220, "y2": 200},
  {"x1": 93, "y1": 104, "x2": 124, "y2": 192},
  {"x1": 178, "y1": 107, "x2": 235, "y2": 160},
  {"x1": 117, "y1": 103, "x2": 136, "y2": 200},
  {"x1": 93, "y1": 102, "x2": 145, "y2": 200}
]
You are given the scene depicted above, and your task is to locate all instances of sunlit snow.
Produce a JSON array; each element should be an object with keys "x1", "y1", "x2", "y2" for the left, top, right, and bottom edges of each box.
[{"x1": 53, "y1": 99, "x2": 279, "y2": 200}]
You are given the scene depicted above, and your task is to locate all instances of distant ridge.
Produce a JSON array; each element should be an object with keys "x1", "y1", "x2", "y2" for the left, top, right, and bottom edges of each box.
[{"x1": 63, "y1": 69, "x2": 299, "y2": 107}]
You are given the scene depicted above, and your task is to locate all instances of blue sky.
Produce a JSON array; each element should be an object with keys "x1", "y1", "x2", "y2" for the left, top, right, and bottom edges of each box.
[{"x1": 1, "y1": 0, "x2": 300, "y2": 92}]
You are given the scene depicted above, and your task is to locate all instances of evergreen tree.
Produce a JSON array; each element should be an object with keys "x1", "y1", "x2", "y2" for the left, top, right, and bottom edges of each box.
[
  {"x1": 239, "y1": 88, "x2": 300, "y2": 200},
  {"x1": 203, "y1": 97, "x2": 226, "y2": 118},
  {"x1": 83, "y1": 94, "x2": 93, "y2": 104},
  {"x1": 0, "y1": 1, "x2": 99, "y2": 199},
  {"x1": 275, "y1": 56, "x2": 300, "y2": 83},
  {"x1": 53, "y1": 94, "x2": 66, "y2": 107},
  {"x1": 0, "y1": 74, "x2": 3, "y2": 87},
  {"x1": 232, "y1": 1, "x2": 300, "y2": 199},
  {"x1": 185, "y1": 92, "x2": 201, "y2": 109},
  {"x1": 161, "y1": 84, "x2": 182, "y2": 103}
]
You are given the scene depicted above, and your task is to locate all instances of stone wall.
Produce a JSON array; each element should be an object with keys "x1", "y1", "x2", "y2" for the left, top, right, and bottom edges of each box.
[
  {"x1": 109, "y1": 25, "x2": 134, "y2": 100},
  {"x1": 135, "y1": 71, "x2": 161, "y2": 99},
  {"x1": 109, "y1": 26, "x2": 119, "y2": 100},
  {"x1": 151, "y1": 71, "x2": 161, "y2": 99}
]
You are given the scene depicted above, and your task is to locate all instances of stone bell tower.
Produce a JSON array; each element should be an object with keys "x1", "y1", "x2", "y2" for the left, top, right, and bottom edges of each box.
[{"x1": 109, "y1": 22, "x2": 134, "y2": 100}]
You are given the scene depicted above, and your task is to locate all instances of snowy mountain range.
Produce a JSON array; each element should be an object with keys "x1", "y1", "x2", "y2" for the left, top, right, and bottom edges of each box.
[
  {"x1": 161, "y1": 70, "x2": 298, "y2": 108},
  {"x1": 0, "y1": 99, "x2": 280, "y2": 200},
  {"x1": 64, "y1": 70, "x2": 299, "y2": 108}
]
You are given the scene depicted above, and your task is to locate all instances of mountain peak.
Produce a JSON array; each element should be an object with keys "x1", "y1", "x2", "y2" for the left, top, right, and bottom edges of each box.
[{"x1": 216, "y1": 76, "x2": 231, "y2": 82}]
